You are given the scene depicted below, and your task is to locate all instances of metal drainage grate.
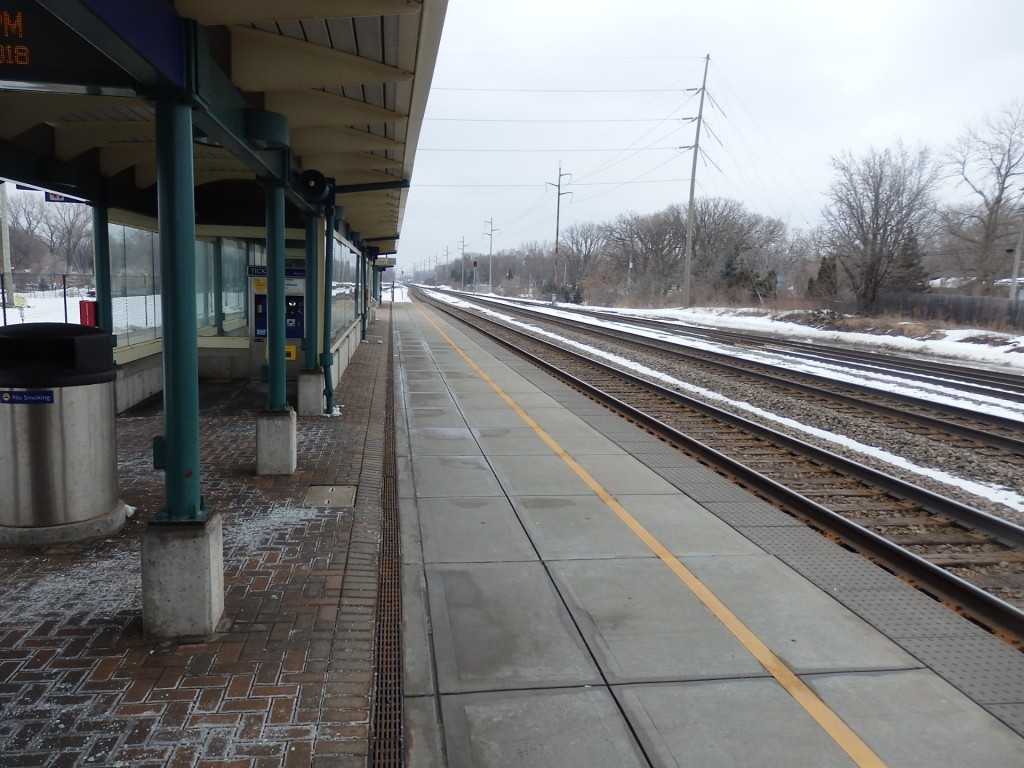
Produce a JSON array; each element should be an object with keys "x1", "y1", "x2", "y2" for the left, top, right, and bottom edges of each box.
[{"x1": 370, "y1": 309, "x2": 405, "y2": 767}]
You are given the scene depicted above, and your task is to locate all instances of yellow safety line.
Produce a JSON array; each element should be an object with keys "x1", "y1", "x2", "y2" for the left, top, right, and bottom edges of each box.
[{"x1": 412, "y1": 301, "x2": 887, "y2": 767}]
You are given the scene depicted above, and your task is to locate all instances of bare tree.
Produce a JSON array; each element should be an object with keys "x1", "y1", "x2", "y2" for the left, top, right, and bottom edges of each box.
[
  {"x1": 690, "y1": 197, "x2": 788, "y2": 302},
  {"x1": 498, "y1": 240, "x2": 552, "y2": 298},
  {"x1": 942, "y1": 100, "x2": 1024, "y2": 291},
  {"x1": 8, "y1": 192, "x2": 93, "y2": 275},
  {"x1": 821, "y1": 142, "x2": 939, "y2": 312},
  {"x1": 603, "y1": 208, "x2": 682, "y2": 303},
  {"x1": 8, "y1": 191, "x2": 46, "y2": 240},
  {"x1": 46, "y1": 201, "x2": 93, "y2": 274},
  {"x1": 560, "y1": 222, "x2": 606, "y2": 301}
]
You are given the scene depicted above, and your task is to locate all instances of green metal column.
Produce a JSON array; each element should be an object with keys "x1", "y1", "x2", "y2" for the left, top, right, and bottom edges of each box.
[
  {"x1": 359, "y1": 253, "x2": 367, "y2": 340},
  {"x1": 91, "y1": 205, "x2": 114, "y2": 335},
  {"x1": 321, "y1": 207, "x2": 338, "y2": 413},
  {"x1": 213, "y1": 238, "x2": 224, "y2": 336},
  {"x1": 303, "y1": 214, "x2": 320, "y2": 370},
  {"x1": 368, "y1": 247, "x2": 380, "y2": 302},
  {"x1": 356, "y1": 236, "x2": 368, "y2": 340},
  {"x1": 155, "y1": 99, "x2": 204, "y2": 522},
  {"x1": 265, "y1": 182, "x2": 288, "y2": 411}
]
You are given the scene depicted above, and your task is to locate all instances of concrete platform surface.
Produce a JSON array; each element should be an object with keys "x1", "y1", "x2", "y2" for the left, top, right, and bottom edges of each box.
[{"x1": 397, "y1": 300, "x2": 1024, "y2": 768}]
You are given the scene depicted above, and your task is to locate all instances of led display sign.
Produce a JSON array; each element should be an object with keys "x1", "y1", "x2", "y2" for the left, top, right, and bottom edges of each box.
[
  {"x1": 0, "y1": 10, "x2": 28, "y2": 66},
  {"x1": 0, "y1": 3, "x2": 134, "y2": 91}
]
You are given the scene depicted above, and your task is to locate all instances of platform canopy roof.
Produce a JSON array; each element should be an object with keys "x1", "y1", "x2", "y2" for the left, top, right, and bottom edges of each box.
[{"x1": 0, "y1": 0, "x2": 448, "y2": 254}]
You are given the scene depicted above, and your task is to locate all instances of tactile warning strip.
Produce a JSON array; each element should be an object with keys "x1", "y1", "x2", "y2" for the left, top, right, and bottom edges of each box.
[
  {"x1": 579, "y1": 421, "x2": 654, "y2": 440},
  {"x1": 743, "y1": 526, "x2": 906, "y2": 590},
  {"x1": 898, "y1": 636, "x2": 1024, "y2": 705},
  {"x1": 652, "y1": 464, "x2": 737, "y2": 487},
  {"x1": 679, "y1": 481, "x2": 764, "y2": 504},
  {"x1": 702, "y1": 500, "x2": 803, "y2": 527},
  {"x1": 833, "y1": 587, "x2": 998, "y2": 639},
  {"x1": 986, "y1": 703, "x2": 1024, "y2": 734}
]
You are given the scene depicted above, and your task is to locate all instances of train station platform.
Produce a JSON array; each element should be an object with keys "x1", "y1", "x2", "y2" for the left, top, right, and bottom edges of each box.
[
  {"x1": 395, "y1": 300, "x2": 1024, "y2": 767},
  {"x1": 2, "y1": 297, "x2": 1024, "y2": 767}
]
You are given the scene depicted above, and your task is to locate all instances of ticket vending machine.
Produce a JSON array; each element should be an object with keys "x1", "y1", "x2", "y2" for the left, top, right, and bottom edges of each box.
[{"x1": 249, "y1": 266, "x2": 306, "y2": 380}]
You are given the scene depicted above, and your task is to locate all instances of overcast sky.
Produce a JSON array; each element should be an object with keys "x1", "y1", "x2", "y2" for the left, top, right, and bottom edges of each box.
[{"x1": 396, "y1": 0, "x2": 1024, "y2": 274}]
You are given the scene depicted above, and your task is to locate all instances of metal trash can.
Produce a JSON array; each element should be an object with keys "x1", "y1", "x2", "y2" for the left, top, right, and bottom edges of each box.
[{"x1": 0, "y1": 323, "x2": 124, "y2": 545}]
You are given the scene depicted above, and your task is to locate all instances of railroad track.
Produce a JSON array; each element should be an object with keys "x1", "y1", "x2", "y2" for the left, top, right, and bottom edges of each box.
[
  {"x1": 449, "y1": 292, "x2": 1024, "y2": 459},
  {"x1": 468, "y1": 291, "x2": 1024, "y2": 404},
  {"x1": 444, "y1": 292, "x2": 1024, "y2": 530},
  {"x1": 415, "y1": 290, "x2": 1024, "y2": 646}
]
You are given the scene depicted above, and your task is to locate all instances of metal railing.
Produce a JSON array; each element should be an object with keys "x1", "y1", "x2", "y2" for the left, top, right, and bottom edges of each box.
[{"x1": 1, "y1": 272, "x2": 95, "y2": 326}]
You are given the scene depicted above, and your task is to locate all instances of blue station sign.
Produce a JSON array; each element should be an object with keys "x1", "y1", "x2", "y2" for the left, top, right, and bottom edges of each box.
[
  {"x1": 247, "y1": 266, "x2": 306, "y2": 278},
  {"x1": 1, "y1": 390, "x2": 55, "y2": 404}
]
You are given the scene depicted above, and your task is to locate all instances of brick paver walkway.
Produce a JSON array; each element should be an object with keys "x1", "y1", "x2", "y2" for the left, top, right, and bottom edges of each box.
[{"x1": 0, "y1": 317, "x2": 391, "y2": 767}]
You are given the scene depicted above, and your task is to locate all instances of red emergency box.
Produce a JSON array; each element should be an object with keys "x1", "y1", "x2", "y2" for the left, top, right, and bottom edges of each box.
[{"x1": 79, "y1": 300, "x2": 97, "y2": 327}]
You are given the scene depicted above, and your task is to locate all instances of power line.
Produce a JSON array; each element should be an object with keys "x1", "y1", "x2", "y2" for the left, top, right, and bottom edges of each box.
[
  {"x1": 708, "y1": 60, "x2": 820, "y2": 227},
  {"x1": 571, "y1": 159, "x2": 686, "y2": 206},
  {"x1": 431, "y1": 87, "x2": 683, "y2": 93},
  {"x1": 414, "y1": 183, "x2": 551, "y2": 188},
  {"x1": 424, "y1": 117, "x2": 677, "y2": 123},
  {"x1": 498, "y1": 187, "x2": 555, "y2": 235},
  {"x1": 439, "y1": 54, "x2": 705, "y2": 61},
  {"x1": 413, "y1": 178, "x2": 686, "y2": 189},
  {"x1": 573, "y1": 124, "x2": 688, "y2": 183},
  {"x1": 417, "y1": 146, "x2": 680, "y2": 153},
  {"x1": 573, "y1": 78, "x2": 699, "y2": 183},
  {"x1": 571, "y1": 177, "x2": 686, "y2": 187}
]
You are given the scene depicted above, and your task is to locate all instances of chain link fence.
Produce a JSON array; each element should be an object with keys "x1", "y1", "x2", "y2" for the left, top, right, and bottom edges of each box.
[
  {"x1": 839, "y1": 292, "x2": 1024, "y2": 331},
  {"x1": 0, "y1": 272, "x2": 96, "y2": 325}
]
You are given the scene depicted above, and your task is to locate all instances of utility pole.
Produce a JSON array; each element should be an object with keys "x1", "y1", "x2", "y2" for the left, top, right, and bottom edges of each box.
[
  {"x1": 1, "y1": 180, "x2": 11, "y2": 308},
  {"x1": 484, "y1": 218, "x2": 499, "y2": 290},
  {"x1": 1009, "y1": 208, "x2": 1024, "y2": 304},
  {"x1": 682, "y1": 54, "x2": 710, "y2": 308},
  {"x1": 547, "y1": 163, "x2": 571, "y2": 303},
  {"x1": 459, "y1": 237, "x2": 467, "y2": 289}
]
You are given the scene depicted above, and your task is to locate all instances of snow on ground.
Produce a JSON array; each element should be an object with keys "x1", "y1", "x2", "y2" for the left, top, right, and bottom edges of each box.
[
  {"x1": 1, "y1": 292, "x2": 82, "y2": 324},
  {"x1": 423, "y1": 288, "x2": 1024, "y2": 515},
  {"x1": 381, "y1": 283, "x2": 409, "y2": 303},
  {"x1": 564, "y1": 304, "x2": 1024, "y2": 420},
  {"x1": 458, "y1": 291, "x2": 1024, "y2": 370},
  {"x1": 624, "y1": 305, "x2": 1024, "y2": 369}
]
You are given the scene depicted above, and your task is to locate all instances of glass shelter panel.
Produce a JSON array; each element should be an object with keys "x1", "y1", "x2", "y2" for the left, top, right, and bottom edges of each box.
[
  {"x1": 109, "y1": 223, "x2": 161, "y2": 345},
  {"x1": 195, "y1": 239, "x2": 215, "y2": 331},
  {"x1": 330, "y1": 238, "x2": 358, "y2": 342},
  {"x1": 107, "y1": 226, "x2": 257, "y2": 345},
  {"x1": 221, "y1": 238, "x2": 248, "y2": 330}
]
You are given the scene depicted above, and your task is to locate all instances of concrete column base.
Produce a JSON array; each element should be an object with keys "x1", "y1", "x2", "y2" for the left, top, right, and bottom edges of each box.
[
  {"x1": 256, "y1": 408, "x2": 297, "y2": 475},
  {"x1": 297, "y1": 370, "x2": 325, "y2": 416},
  {"x1": 141, "y1": 513, "x2": 224, "y2": 639},
  {"x1": 0, "y1": 501, "x2": 126, "y2": 547}
]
